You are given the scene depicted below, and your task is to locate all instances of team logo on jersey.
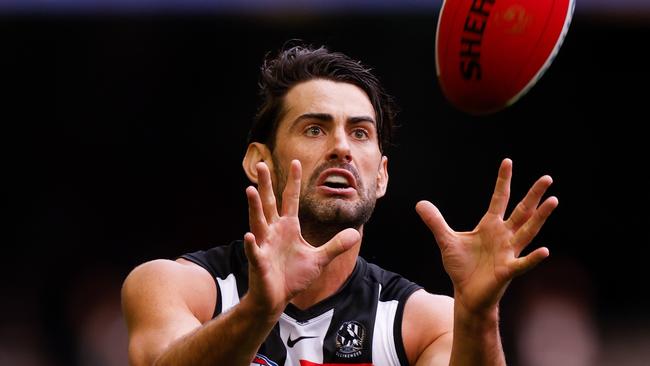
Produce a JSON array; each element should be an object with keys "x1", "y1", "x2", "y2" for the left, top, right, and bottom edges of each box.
[
  {"x1": 335, "y1": 320, "x2": 366, "y2": 358},
  {"x1": 252, "y1": 353, "x2": 278, "y2": 366}
]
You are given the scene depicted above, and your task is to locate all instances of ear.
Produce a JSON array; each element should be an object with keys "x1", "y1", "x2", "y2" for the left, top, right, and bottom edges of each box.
[
  {"x1": 242, "y1": 142, "x2": 273, "y2": 184},
  {"x1": 375, "y1": 156, "x2": 389, "y2": 198}
]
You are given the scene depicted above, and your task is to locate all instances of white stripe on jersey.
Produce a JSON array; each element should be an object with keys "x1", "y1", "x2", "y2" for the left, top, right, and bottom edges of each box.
[
  {"x1": 279, "y1": 309, "x2": 335, "y2": 365},
  {"x1": 372, "y1": 292, "x2": 401, "y2": 366},
  {"x1": 216, "y1": 273, "x2": 240, "y2": 312}
]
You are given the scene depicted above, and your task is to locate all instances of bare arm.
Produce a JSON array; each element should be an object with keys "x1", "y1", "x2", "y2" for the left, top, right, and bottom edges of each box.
[
  {"x1": 122, "y1": 258, "x2": 280, "y2": 366},
  {"x1": 402, "y1": 290, "x2": 454, "y2": 366},
  {"x1": 415, "y1": 158, "x2": 558, "y2": 365},
  {"x1": 406, "y1": 296, "x2": 503, "y2": 366},
  {"x1": 122, "y1": 160, "x2": 359, "y2": 365}
]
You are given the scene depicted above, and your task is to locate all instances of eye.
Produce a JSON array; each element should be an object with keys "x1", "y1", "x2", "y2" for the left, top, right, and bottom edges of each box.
[
  {"x1": 352, "y1": 128, "x2": 369, "y2": 140},
  {"x1": 304, "y1": 125, "x2": 324, "y2": 137}
]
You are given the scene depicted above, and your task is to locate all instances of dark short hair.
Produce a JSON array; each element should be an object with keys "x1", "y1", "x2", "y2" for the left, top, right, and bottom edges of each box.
[{"x1": 248, "y1": 43, "x2": 397, "y2": 153}]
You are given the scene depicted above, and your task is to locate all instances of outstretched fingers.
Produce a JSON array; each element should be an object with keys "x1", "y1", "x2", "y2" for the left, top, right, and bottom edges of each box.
[
  {"x1": 256, "y1": 162, "x2": 280, "y2": 223},
  {"x1": 487, "y1": 158, "x2": 513, "y2": 219},
  {"x1": 512, "y1": 196, "x2": 559, "y2": 254},
  {"x1": 415, "y1": 200, "x2": 454, "y2": 250},
  {"x1": 282, "y1": 160, "x2": 302, "y2": 217},
  {"x1": 246, "y1": 186, "x2": 268, "y2": 239},
  {"x1": 507, "y1": 175, "x2": 553, "y2": 231}
]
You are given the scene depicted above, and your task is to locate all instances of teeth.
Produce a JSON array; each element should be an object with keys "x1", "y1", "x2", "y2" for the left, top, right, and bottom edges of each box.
[{"x1": 324, "y1": 175, "x2": 348, "y2": 185}]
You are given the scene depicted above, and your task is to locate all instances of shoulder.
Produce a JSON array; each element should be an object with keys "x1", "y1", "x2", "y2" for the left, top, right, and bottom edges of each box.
[
  {"x1": 122, "y1": 258, "x2": 217, "y2": 324},
  {"x1": 361, "y1": 259, "x2": 422, "y2": 302},
  {"x1": 402, "y1": 289, "x2": 454, "y2": 365},
  {"x1": 121, "y1": 258, "x2": 217, "y2": 365},
  {"x1": 180, "y1": 240, "x2": 248, "y2": 279}
]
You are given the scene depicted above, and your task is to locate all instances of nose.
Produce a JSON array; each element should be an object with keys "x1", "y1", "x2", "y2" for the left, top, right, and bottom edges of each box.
[{"x1": 327, "y1": 127, "x2": 352, "y2": 162}]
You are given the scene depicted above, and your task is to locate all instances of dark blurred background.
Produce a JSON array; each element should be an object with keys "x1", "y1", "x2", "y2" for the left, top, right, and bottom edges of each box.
[{"x1": 2, "y1": 1, "x2": 649, "y2": 365}]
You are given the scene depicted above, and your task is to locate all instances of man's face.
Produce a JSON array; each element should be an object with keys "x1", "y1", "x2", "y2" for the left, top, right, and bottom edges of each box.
[{"x1": 271, "y1": 78, "x2": 388, "y2": 230}]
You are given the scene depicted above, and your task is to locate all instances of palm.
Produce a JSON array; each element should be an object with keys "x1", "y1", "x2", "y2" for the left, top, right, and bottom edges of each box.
[
  {"x1": 417, "y1": 159, "x2": 558, "y2": 312},
  {"x1": 244, "y1": 161, "x2": 359, "y2": 314},
  {"x1": 252, "y1": 216, "x2": 323, "y2": 303}
]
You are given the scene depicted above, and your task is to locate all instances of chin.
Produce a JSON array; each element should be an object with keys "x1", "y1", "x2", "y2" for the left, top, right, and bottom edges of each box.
[{"x1": 300, "y1": 199, "x2": 375, "y2": 229}]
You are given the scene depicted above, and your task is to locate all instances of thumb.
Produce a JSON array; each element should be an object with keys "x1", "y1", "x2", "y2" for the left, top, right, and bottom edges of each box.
[
  {"x1": 243, "y1": 232, "x2": 262, "y2": 270},
  {"x1": 416, "y1": 200, "x2": 453, "y2": 248},
  {"x1": 511, "y1": 247, "x2": 550, "y2": 277},
  {"x1": 318, "y1": 228, "x2": 361, "y2": 266}
]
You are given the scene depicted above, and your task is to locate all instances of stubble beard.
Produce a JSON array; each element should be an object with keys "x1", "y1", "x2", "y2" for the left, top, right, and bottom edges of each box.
[{"x1": 272, "y1": 156, "x2": 377, "y2": 245}]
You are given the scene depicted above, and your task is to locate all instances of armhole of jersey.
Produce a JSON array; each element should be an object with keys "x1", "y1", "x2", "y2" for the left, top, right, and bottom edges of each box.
[
  {"x1": 394, "y1": 285, "x2": 422, "y2": 366},
  {"x1": 178, "y1": 254, "x2": 222, "y2": 318},
  {"x1": 213, "y1": 277, "x2": 222, "y2": 318}
]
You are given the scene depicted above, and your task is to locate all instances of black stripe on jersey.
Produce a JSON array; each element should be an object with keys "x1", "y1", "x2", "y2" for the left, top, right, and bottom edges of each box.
[
  {"x1": 181, "y1": 241, "x2": 423, "y2": 365},
  {"x1": 394, "y1": 288, "x2": 416, "y2": 366},
  {"x1": 367, "y1": 261, "x2": 422, "y2": 365},
  {"x1": 322, "y1": 259, "x2": 377, "y2": 363}
]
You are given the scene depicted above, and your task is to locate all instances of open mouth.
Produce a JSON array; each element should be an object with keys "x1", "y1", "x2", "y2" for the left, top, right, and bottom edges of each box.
[
  {"x1": 322, "y1": 174, "x2": 352, "y2": 189},
  {"x1": 316, "y1": 168, "x2": 357, "y2": 193}
]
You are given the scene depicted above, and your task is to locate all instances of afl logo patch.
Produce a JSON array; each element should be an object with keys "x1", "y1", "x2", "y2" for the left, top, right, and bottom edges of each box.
[
  {"x1": 335, "y1": 320, "x2": 366, "y2": 358},
  {"x1": 252, "y1": 353, "x2": 278, "y2": 366}
]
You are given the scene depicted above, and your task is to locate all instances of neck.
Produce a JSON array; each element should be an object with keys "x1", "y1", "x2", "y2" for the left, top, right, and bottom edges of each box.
[
  {"x1": 301, "y1": 221, "x2": 357, "y2": 248},
  {"x1": 290, "y1": 226, "x2": 364, "y2": 310}
]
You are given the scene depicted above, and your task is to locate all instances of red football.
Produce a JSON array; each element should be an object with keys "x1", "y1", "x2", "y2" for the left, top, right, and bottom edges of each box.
[{"x1": 435, "y1": 0, "x2": 575, "y2": 115}]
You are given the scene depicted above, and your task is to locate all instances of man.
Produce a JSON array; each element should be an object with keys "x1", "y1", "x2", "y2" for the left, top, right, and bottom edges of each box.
[{"x1": 121, "y1": 44, "x2": 558, "y2": 365}]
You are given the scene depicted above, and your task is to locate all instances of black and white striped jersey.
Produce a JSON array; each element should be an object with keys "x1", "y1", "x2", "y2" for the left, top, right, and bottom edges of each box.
[{"x1": 181, "y1": 241, "x2": 422, "y2": 366}]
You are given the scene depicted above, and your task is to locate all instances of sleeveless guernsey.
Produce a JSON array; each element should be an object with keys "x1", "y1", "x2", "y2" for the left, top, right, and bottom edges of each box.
[{"x1": 181, "y1": 241, "x2": 422, "y2": 366}]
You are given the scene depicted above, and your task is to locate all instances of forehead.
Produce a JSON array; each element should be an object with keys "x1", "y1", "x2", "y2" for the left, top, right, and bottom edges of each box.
[{"x1": 281, "y1": 79, "x2": 376, "y2": 122}]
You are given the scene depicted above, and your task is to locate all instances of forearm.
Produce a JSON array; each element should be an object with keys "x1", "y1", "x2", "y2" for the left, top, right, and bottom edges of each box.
[
  {"x1": 449, "y1": 299, "x2": 506, "y2": 366},
  {"x1": 154, "y1": 294, "x2": 280, "y2": 366}
]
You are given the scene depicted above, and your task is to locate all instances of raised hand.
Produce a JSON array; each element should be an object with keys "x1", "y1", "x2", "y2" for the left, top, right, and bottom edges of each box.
[
  {"x1": 416, "y1": 158, "x2": 558, "y2": 313},
  {"x1": 243, "y1": 160, "x2": 360, "y2": 317}
]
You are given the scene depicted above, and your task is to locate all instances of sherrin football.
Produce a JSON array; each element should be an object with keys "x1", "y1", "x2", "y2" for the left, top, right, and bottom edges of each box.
[{"x1": 435, "y1": 0, "x2": 575, "y2": 115}]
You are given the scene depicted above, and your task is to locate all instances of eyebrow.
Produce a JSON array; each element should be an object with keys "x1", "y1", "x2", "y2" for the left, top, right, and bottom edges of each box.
[{"x1": 290, "y1": 113, "x2": 376, "y2": 130}]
